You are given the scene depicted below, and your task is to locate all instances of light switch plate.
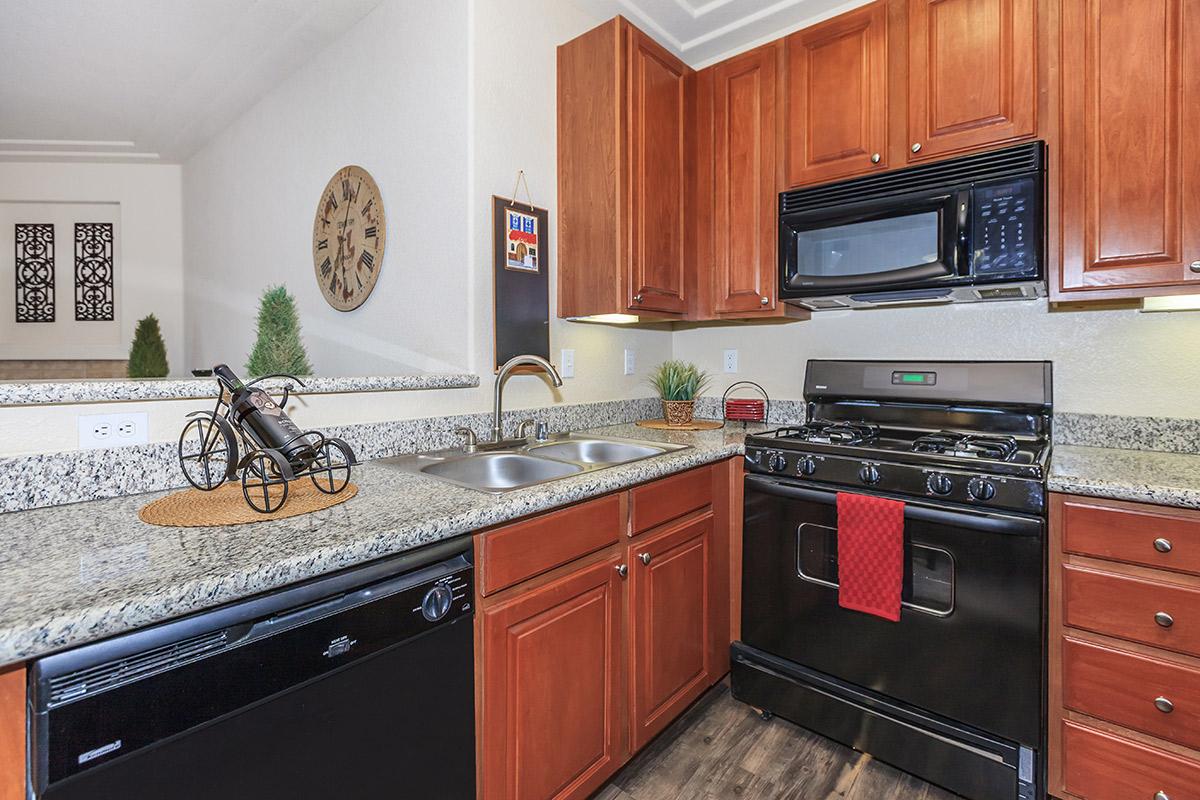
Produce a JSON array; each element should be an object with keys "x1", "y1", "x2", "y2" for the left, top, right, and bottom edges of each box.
[
  {"x1": 624, "y1": 348, "x2": 636, "y2": 375},
  {"x1": 560, "y1": 349, "x2": 575, "y2": 378},
  {"x1": 79, "y1": 412, "x2": 149, "y2": 449},
  {"x1": 723, "y1": 349, "x2": 739, "y2": 373}
]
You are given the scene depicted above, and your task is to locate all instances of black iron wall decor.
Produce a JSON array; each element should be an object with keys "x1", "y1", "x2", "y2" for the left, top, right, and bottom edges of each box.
[
  {"x1": 74, "y1": 222, "x2": 115, "y2": 321},
  {"x1": 15, "y1": 223, "x2": 55, "y2": 323}
]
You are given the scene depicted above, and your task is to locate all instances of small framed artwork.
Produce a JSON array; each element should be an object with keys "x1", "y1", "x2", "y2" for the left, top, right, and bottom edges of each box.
[{"x1": 492, "y1": 196, "x2": 549, "y2": 372}]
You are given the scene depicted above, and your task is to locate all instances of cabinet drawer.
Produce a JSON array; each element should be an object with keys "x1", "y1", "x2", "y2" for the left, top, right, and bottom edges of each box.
[
  {"x1": 1062, "y1": 720, "x2": 1200, "y2": 800},
  {"x1": 630, "y1": 465, "x2": 711, "y2": 535},
  {"x1": 1063, "y1": 637, "x2": 1200, "y2": 751},
  {"x1": 1065, "y1": 565, "x2": 1200, "y2": 658},
  {"x1": 1062, "y1": 499, "x2": 1200, "y2": 577},
  {"x1": 478, "y1": 494, "x2": 621, "y2": 596}
]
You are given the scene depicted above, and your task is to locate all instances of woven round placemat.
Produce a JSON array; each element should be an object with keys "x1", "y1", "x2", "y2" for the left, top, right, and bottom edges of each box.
[
  {"x1": 139, "y1": 480, "x2": 358, "y2": 527},
  {"x1": 635, "y1": 418, "x2": 724, "y2": 431}
]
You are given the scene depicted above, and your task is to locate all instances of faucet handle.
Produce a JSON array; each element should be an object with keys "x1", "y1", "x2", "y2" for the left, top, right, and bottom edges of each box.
[
  {"x1": 535, "y1": 421, "x2": 549, "y2": 441},
  {"x1": 453, "y1": 427, "x2": 478, "y2": 453},
  {"x1": 516, "y1": 419, "x2": 537, "y2": 440}
]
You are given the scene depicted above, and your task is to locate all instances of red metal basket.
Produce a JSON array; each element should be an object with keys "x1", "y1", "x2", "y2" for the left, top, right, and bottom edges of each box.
[{"x1": 722, "y1": 381, "x2": 770, "y2": 424}]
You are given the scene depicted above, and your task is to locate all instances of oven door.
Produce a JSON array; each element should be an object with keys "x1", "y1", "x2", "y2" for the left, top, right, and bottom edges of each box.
[
  {"x1": 740, "y1": 474, "x2": 1044, "y2": 746},
  {"x1": 779, "y1": 189, "x2": 969, "y2": 297}
]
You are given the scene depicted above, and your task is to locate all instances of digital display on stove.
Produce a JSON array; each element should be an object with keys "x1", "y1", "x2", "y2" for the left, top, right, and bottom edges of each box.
[{"x1": 892, "y1": 371, "x2": 936, "y2": 385}]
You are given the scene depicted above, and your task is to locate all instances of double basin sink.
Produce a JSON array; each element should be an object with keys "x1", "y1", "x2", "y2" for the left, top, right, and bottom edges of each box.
[{"x1": 379, "y1": 433, "x2": 689, "y2": 493}]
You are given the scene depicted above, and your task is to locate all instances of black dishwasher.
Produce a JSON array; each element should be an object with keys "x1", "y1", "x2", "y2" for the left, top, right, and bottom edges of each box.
[{"x1": 29, "y1": 537, "x2": 475, "y2": 800}]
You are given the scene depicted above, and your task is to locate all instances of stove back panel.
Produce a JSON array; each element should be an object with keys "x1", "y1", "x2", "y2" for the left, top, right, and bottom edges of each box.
[{"x1": 804, "y1": 360, "x2": 1052, "y2": 409}]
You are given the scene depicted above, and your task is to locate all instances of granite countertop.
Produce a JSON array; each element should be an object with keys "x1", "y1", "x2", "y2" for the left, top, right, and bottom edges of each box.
[
  {"x1": 1049, "y1": 443, "x2": 1200, "y2": 510},
  {"x1": 0, "y1": 423, "x2": 756, "y2": 667}
]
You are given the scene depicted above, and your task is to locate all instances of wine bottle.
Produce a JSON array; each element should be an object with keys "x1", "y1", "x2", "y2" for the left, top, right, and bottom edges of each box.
[{"x1": 213, "y1": 364, "x2": 316, "y2": 471}]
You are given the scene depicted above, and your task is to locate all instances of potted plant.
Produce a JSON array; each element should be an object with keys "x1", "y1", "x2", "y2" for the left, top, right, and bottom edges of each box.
[{"x1": 648, "y1": 360, "x2": 711, "y2": 427}]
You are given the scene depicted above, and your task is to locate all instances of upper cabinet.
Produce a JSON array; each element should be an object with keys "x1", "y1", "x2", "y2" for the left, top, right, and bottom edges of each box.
[
  {"x1": 784, "y1": 3, "x2": 890, "y2": 186},
  {"x1": 557, "y1": 18, "x2": 691, "y2": 319},
  {"x1": 1053, "y1": 0, "x2": 1200, "y2": 298},
  {"x1": 904, "y1": 0, "x2": 1037, "y2": 162}
]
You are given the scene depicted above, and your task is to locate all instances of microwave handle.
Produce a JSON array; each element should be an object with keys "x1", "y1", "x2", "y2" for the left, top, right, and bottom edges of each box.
[{"x1": 955, "y1": 189, "x2": 972, "y2": 273}]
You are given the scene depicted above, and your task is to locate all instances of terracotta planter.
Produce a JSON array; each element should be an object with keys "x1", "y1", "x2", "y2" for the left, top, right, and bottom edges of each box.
[{"x1": 661, "y1": 399, "x2": 695, "y2": 427}]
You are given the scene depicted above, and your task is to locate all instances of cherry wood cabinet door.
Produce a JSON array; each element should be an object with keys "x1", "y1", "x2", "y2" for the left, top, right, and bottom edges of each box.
[
  {"x1": 712, "y1": 45, "x2": 780, "y2": 314},
  {"x1": 479, "y1": 556, "x2": 626, "y2": 800},
  {"x1": 784, "y1": 1, "x2": 889, "y2": 187},
  {"x1": 627, "y1": 25, "x2": 689, "y2": 314},
  {"x1": 905, "y1": 0, "x2": 1036, "y2": 162},
  {"x1": 1056, "y1": 0, "x2": 1200, "y2": 295},
  {"x1": 628, "y1": 512, "x2": 714, "y2": 750}
]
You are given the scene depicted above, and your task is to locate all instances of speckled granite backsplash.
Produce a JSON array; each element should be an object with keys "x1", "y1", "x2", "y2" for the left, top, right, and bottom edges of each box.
[
  {"x1": 1053, "y1": 412, "x2": 1200, "y2": 454},
  {"x1": 0, "y1": 397, "x2": 661, "y2": 513}
]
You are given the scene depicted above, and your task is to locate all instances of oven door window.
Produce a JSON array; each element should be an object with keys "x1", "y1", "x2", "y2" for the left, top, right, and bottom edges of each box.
[{"x1": 796, "y1": 523, "x2": 955, "y2": 616}]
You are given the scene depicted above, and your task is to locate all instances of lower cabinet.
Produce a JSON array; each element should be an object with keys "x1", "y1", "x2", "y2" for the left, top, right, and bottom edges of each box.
[{"x1": 476, "y1": 462, "x2": 735, "y2": 800}]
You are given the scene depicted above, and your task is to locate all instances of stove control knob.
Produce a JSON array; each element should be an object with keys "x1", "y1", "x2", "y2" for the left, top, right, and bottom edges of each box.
[
  {"x1": 967, "y1": 477, "x2": 996, "y2": 502},
  {"x1": 767, "y1": 452, "x2": 787, "y2": 473},
  {"x1": 858, "y1": 464, "x2": 881, "y2": 485},
  {"x1": 420, "y1": 585, "x2": 455, "y2": 622},
  {"x1": 797, "y1": 457, "x2": 818, "y2": 477},
  {"x1": 926, "y1": 473, "x2": 953, "y2": 496}
]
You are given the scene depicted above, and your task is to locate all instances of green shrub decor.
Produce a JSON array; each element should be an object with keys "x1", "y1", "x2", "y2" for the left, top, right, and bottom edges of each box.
[
  {"x1": 127, "y1": 314, "x2": 170, "y2": 378},
  {"x1": 648, "y1": 359, "x2": 711, "y2": 401},
  {"x1": 246, "y1": 285, "x2": 313, "y2": 377}
]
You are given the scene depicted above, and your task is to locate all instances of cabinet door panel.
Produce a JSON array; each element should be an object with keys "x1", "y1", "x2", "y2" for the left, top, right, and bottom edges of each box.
[
  {"x1": 906, "y1": 0, "x2": 1036, "y2": 161},
  {"x1": 480, "y1": 557, "x2": 624, "y2": 800},
  {"x1": 629, "y1": 513, "x2": 714, "y2": 750},
  {"x1": 713, "y1": 46, "x2": 779, "y2": 314},
  {"x1": 1057, "y1": 0, "x2": 1200, "y2": 293},
  {"x1": 785, "y1": 2, "x2": 889, "y2": 187},
  {"x1": 628, "y1": 27, "x2": 688, "y2": 313}
]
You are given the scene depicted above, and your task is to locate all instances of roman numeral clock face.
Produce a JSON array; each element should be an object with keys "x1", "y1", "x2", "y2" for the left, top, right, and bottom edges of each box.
[{"x1": 312, "y1": 165, "x2": 386, "y2": 311}]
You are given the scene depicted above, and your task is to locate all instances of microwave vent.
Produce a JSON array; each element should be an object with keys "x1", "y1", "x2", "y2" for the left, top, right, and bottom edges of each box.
[{"x1": 780, "y1": 141, "x2": 1044, "y2": 215}]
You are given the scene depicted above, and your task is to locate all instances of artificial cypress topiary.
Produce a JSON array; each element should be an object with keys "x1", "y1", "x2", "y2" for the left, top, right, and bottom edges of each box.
[
  {"x1": 127, "y1": 314, "x2": 169, "y2": 378},
  {"x1": 246, "y1": 285, "x2": 312, "y2": 377}
]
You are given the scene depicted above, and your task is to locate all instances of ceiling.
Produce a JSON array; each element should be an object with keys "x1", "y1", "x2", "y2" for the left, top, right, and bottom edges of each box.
[
  {"x1": 0, "y1": 0, "x2": 383, "y2": 163},
  {"x1": 570, "y1": 0, "x2": 872, "y2": 67}
]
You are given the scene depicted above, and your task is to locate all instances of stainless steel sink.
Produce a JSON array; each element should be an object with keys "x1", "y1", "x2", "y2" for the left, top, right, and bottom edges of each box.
[{"x1": 377, "y1": 432, "x2": 690, "y2": 494}]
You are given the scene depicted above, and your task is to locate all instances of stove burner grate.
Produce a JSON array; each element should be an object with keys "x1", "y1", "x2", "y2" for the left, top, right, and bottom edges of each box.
[
  {"x1": 912, "y1": 431, "x2": 1020, "y2": 461},
  {"x1": 774, "y1": 420, "x2": 880, "y2": 446}
]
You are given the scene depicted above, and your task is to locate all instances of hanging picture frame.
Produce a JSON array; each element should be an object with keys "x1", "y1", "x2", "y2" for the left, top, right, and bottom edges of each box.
[{"x1": 492, "y1": 184, "x2": 549, "y2": 373}]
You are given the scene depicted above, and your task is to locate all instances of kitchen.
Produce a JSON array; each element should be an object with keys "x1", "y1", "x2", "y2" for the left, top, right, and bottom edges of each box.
[{"x1": 0, "y1": 0, "x2": 1198, "y2": 799}]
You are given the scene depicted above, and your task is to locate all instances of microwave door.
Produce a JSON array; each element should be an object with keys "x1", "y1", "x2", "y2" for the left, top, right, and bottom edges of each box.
[{"x1": 782, "y1": 191, "x2": 965, "y2": 293}]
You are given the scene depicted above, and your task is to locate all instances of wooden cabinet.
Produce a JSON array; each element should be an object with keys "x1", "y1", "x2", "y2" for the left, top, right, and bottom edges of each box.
[
  {"x1": 557, "y1": 17, "x2": 691, "y2": 319},
  {"x1": 1052, "y1": 0, "x2": 1200, "y2": 299},
  {"x1": 903, "y1": 0, "x2": 1037, "y2": 162},
  {"x1": 1049, "y1": 493, "x2": 1200, "y2": 799},
  {"x1": 478, "y1": 552, "x2": 626, "y2": 800},
  {"x1": 628, "y1": 512, "x2": 714, "y2": 749},
  {"x1": 784, "y1": 2, "x2": 890, "y2": 187},
  {"x1": 0, "y1": 664, "x2": 23, "y2": 800}
]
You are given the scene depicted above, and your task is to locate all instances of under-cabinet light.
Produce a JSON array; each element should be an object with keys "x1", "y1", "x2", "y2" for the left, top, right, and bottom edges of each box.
[
  {"x1": 1141, "y1": 295, "x2": 1200, "y2": 313},
  {"x1": 566, "y1": 314, "x2": 641, "y2": 324}
]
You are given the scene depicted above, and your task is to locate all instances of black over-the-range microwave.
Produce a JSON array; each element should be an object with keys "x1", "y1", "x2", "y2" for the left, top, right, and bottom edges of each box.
[{"x1": 778, "y1": 141, "x2": 1046, "y2": 311}]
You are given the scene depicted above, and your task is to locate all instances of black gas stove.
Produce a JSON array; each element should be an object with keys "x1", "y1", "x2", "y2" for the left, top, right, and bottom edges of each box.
[{"x1": 745, "y1": 361, "x2": 1052, "y2": 514}]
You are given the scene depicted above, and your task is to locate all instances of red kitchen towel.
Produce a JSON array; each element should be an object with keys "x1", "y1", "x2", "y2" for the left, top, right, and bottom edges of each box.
[{"x1": 836, "y1": 492, "x2": 905, "y2": 622}]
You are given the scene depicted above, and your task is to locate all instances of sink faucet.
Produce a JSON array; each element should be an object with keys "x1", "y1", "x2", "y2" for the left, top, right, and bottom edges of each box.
[{"x1": 492, "y1": 355, "x2": 563, "y2": 443}]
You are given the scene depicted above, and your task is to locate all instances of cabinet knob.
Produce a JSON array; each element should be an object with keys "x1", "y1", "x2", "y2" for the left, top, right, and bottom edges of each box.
[
  {"x1": 1154, "y1": 537, "x2": 1173, "y2": 553},
  {"x1": 871, "y1": 153, "x2": 881, "y2": 164},
  {"x1": 1156, "y1": 611, "x2": 1175, "y2": 628},
  {"x1": 616, "y1": 564, "x2": 628, "y2": 578},
  {"x1": 911, "y1": 143, "x2": 922, "y2": 153},
  {"x1": 1156, "y1": 791, "x2": 1171, "y2": 800},
  {"x1": 760, "y1": 296, "x2": 770, "y2": 306},
  {"x1": 633, "y1": 294, "x2": 643, "y2": 304},
  {"x1": 1154, "y1": 696, "x2": 1174, "y2": 714},
  {"x1": 638, "y1": 552, "x2": 652, "y2": 566},
  {"x1": 1190, "y1": 261, "x2": 1200, "y2": 273}
]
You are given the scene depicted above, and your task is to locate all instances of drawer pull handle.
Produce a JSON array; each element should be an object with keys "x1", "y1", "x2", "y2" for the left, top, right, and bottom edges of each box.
[
  {"x1": 1154, "y1": 537, "x2": 1173, "y2": 553},
  {"x1": 1155, "y1": 792, "x2": 1170, "y2": 800},
  {"x1": 1155, "y1": 611, "x2": 1175, "y2": 628},
  {"x1": 616, "y1": 564, "x2": 628, "y2": 579},
  {"x1": 639, "y1": 552, "x2": 652, "y2": 566},
  {"x1": 1154, "y1": 696, "x2": 1174, "y2": 714}
]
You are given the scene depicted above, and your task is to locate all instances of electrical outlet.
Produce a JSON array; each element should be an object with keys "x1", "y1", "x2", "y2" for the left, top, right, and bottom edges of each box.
[
  {"x1": 560, "y1": 349, "x2": 575, "y2": 379},
  {"x1": 79, "y1": 412, "x2": 149, "y2": 449},
  {"x1": 623, "y1": 348, "x2": 636, "y2": 376},
  {"x1": 723, "y1": 349, "x2": 739, "y2": 373}
]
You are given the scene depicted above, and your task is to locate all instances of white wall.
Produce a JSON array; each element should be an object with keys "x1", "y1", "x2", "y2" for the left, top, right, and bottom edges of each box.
[
  {"x1": 0, "y1": 163, "x2": 183, "y2": 369},
  {"x1": 673, "y1": 299, "x2": 1200, "y2": 416}
]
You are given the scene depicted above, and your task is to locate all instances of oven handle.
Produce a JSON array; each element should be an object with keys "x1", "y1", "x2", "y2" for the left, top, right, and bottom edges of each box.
[{"x1": 744, "y1": 474, "x2": 1043, "y2": 536}]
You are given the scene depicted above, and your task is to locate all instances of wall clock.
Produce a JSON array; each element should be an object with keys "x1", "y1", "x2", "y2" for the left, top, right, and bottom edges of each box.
[{"x1": 312, "y1": 165, "x2": 386, "y2": 312}]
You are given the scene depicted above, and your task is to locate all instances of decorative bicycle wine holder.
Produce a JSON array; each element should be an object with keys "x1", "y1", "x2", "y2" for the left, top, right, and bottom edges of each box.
[{"x1": 177, "y1": 368, "x2": 359, "y2": 514}]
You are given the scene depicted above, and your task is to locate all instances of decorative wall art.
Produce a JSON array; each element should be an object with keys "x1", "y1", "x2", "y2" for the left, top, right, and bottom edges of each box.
[
  {"x1": 15, "y1": 223, "x2": 55, "y2": 323},
  {"x1": 492, "y1": 172, "x2": 549, "y2": 371},
  {"x1": 74, "y1": 222, "x2": 115, "y2": 321}
]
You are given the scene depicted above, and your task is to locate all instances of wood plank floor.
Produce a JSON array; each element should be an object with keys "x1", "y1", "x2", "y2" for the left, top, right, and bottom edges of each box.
[{"x1": 596, "y1": 684, "x2": 964, "y2": 800}]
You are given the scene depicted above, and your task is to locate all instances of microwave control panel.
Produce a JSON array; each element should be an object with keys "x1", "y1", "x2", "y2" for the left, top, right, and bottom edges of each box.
[{"x1": 971, "y1": 177, "x2": 1040, "y2": 279}]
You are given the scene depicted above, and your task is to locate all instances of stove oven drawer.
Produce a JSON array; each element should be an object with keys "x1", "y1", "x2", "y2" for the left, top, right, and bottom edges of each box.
[
  {"x1": 1061, "y1": 497, "x2": 1200, "y2": 577},
  {"x1": 1064, "y1": 565, "x2": 1200, "y2": 659},
  {"x1": 1061, "y1": 720, "x2": 1200, "y2": 800},
  {"x1": 1063, "y1": 637, "x2": 1200, "y2": 751}
]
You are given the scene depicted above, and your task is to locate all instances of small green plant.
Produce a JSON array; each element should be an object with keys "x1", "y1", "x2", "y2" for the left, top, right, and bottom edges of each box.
[
  {"x1": 648, "y1": 360, "x2": 711, "y2": 401},
  {"x1": 246, "y1": 285, "x2": 312, "y2": 377},
  {"x1": 127, "y1": 314, "x2": 169, "y2": 378}
]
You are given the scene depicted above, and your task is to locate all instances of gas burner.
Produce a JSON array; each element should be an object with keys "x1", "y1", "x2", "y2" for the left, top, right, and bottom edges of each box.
[
  {"x1": 776, "y1": 420, "x2": 880, "y2": 446},
  {"x1": 912, "y1": 431, "x2": 1020, "y2": 462}
]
